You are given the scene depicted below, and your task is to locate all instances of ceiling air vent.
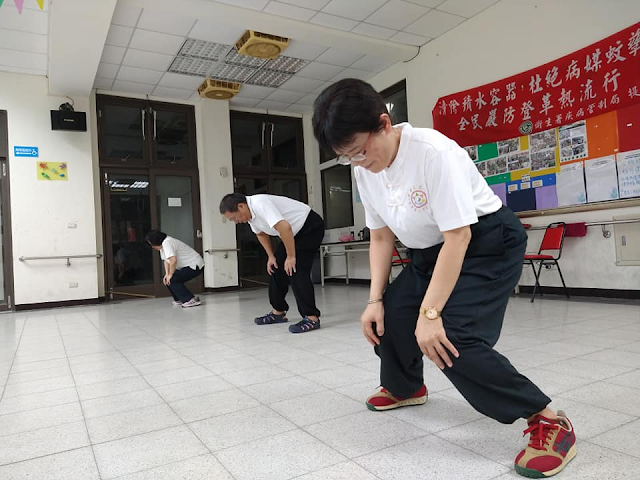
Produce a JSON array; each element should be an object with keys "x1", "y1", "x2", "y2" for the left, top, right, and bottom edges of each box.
[
  {"x1": 235, "y1": 30, "x2": 289, "y2": 60},
  {"x1": 198, "y1": 78, "x2": 241, "y2": 100}
]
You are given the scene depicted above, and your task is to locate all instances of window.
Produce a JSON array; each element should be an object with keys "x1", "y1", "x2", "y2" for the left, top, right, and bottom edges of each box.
[
  {"x1": 381, "y1": 79, "x2": 408, "y2": 124},
  {"x1": 321, "y1": 165, "x2": 353, "y2": 230}
]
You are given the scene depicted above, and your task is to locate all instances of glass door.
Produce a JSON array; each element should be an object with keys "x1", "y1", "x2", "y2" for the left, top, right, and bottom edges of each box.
[
  {"x1": 151, "y1": 103, "x2": 197, "y2": 168},
  {"x1": 97, "y1": 96, "x2": 149, "y2": 167},
  {"x1": 102, "y1": 171, "x2": 156, "y2": 299},
  {"x1": 153, "y1": 173, "x2": 203, "y2": 297}
]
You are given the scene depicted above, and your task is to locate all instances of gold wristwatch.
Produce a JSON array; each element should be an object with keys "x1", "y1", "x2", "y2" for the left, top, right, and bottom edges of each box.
[{"x1": 419, "y1": 306, "x2": 441, "y2": 320}]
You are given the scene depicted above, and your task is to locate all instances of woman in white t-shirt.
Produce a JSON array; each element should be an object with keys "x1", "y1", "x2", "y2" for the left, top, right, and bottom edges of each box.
[
  {"x1": 145, "y1": 230, "x2": 204, "y2": 308},
  {"x1": 312, "y1": 79, "x2": 576, "y2": 479}
]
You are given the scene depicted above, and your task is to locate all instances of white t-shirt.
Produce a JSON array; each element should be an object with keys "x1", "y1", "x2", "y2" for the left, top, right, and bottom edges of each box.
[
  {"x1": 160, "y1": 236, "x2": 204, "y2": 270},
  {"x1": 354, "y1": 123, "x2": 502, "y2": 249},
  {"x1": 247, "y1": 194, "x2": 311, "y2": 237}
]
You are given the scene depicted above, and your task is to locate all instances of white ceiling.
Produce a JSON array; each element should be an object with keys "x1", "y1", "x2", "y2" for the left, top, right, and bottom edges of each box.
[{"x1": 0, "y1": 0, "x2": 501, "y2": 112}]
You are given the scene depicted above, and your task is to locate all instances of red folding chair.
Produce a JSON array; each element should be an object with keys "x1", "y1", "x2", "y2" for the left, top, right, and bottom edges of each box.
[
  {"x1": 524, "y1": 222, "x2": 569, "y2": 302},
  {"x1": 391, "y1": 246, "x2": 411, "y2": 269}
]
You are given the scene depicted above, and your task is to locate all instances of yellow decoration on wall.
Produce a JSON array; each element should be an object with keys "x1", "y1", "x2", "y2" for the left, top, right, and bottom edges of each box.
[{"x1": 37, "y1": 162, "x2": 68, "y2": 181}]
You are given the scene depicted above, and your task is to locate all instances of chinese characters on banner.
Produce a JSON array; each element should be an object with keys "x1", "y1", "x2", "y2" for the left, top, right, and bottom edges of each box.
[{"x1": 432, "y1": 22, "x2": 640, "y2": 147}]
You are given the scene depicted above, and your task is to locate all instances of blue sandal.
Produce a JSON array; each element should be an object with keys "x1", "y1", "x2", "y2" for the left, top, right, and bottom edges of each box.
[
  {"x1": 254, "y1": 311, "x2": 288, "y2": 325},
  {"x1": 288, "y1": 317, "x2": 321, "y2": 333}
]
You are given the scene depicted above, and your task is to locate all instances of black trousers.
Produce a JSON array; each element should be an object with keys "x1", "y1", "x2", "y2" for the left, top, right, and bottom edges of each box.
[
  {"x1": 376, "y1": 206, "x2": 551, "y2": 424},
  {"x1": 269, "y1": 210, "x2": 324, "y2": 318},
  {"x1": 168, "y1": 266, "x2": 204, "y2": 303}
]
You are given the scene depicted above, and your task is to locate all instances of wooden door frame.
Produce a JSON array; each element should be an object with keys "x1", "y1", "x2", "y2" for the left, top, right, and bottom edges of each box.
[
  {"x1": 101, "y1": 167, "x2": 204, "y2": 300},
  {"x1": 0, "y1": 111, "x2": 14, "y2": 311}
]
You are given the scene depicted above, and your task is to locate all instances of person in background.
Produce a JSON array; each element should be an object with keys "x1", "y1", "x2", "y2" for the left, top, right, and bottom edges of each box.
[
  {"x1": 312, "y1": 78, "x2": 576, "y2": 479},
  {"x1": 145, "y1": 230, "x2": 204, "y2": 308},
  {"x1": 219, "y1": 193, "x2": 324, "y2": 334}
]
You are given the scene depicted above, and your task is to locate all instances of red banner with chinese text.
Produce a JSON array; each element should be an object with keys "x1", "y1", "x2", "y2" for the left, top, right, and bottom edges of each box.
[{"x1": 432, "y1": 22, "x2": 640, "y2": 147}]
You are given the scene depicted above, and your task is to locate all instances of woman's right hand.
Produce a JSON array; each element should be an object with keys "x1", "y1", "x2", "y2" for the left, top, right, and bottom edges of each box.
[
  {"x1": 266, "y1": 256, "x2": 278, "y2": 275},
  {"x1": 361, "y1": 302, "x2": 385, "y2": 346}
]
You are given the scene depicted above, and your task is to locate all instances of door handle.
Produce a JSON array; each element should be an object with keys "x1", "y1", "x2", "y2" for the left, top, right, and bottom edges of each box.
[
  {"x1": 196, "y1": 229, "x2": 202, "y2": 239},
  {"x1": 141, "y1": 109, "x2": 146, "y2": 140},
  {"x1": 270, "y1": 123, "x2": 274, "y2": 146},
  {"x1": 261, "y1": 122, "x2": 265, "y2": 147},
  {"x1": 153, "y1": 109, "x2": 157, "y2": 140}
]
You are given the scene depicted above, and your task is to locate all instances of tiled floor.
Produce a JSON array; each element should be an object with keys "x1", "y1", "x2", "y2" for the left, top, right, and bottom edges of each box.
[{"x1": 1, "y1": 285, "x2": 639, "y2": 479}]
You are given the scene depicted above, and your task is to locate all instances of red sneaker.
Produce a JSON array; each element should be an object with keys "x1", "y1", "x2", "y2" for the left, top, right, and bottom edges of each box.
[
  {"x1": 365, "y1": 385, "x2": 428, "y2": 411},
  {"x1": 515, "y1": 411, "x2": 577, "y2": 478}
]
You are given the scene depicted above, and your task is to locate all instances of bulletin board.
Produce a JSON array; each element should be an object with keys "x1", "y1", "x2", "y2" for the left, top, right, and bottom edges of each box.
[{"x1": 432, "y1": 22, "x2": 640, "y2": 215}]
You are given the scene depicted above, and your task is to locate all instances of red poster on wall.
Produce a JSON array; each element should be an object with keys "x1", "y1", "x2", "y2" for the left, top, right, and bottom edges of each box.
[{"x1": 432, "y1": 22, "x2": 640, "y2": 147}]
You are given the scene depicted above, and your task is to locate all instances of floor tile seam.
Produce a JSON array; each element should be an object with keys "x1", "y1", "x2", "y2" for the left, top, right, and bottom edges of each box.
[
  {"x1": 0, "y1": 445, "x2": 92, "y2": 469},
  {"x1": 532, "y1": 365, "x2": 634, "y2": 383},
  {"x1": 54, "y1": 317, "x2": 104, "y2": 480},
  {"x1": 105, "y1": 453, "x2": 223, "y2": 480},
  {"x1": 0, "y1": 319, "x2": 28, "y2": 404},
  {"x1": 555, "y1": 391, "x2": 640, "y2": 418}
]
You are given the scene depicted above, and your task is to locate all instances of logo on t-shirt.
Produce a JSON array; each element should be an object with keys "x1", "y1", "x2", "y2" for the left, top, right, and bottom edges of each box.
[{"x1": 409, "y1": 187, "x2": 428, "y2": 210}]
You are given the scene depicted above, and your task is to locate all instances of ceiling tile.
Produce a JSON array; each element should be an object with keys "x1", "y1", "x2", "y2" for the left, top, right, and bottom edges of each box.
[
  {"x1": 330, "y1": 67, "x2": 374, "y2": 82},
  {"x1": 351, "y1": 22, "x2": 396, "y2": 40},
  {"x1": 0, "y1": 30, "x2": 47, "y2": 54},
  {"x1": 96, "y1": 62, "x2": 120, "y2": 79},
  {"x1": 310, "y1": 12, "x2": 358, "y2": 31},
  {"x1": 405, "y1": 9, "x2": 465, "y2": 37},
  {"x1": 313, "y1": 82, "x2": 333, "y2": 94},
  {"x1": 0, "y1": 47, "x2": 46, "y2": 71},
  {"x1": 321, "y1": 0, "x2": 387, "y2": 21},
  {"x1": 405, "y1": 0, "x2": 446, "y2": 7},
  {"x1": 350, "y1": 55, "x2": 397, "y2": 72},
  {"x1": 0, "y1": 7, "x2": 47, "y2": 35},
  {"x1": 315, "y1": 48, "x2": 363, "y2": 67},
  {"x1": 123, "y1": 49, "x2": 174, "y2": 71},
  {"x1": 152, "y1": 86, "x2": 194, "y2": 100},
  {"x1": 235, "y1": 84, "x2": 277, "y2": 99},
  {"x1": 264, "y1": 1, "x2": 316, "y2": 21},
  {"x1": 111, "y1": 4, "x2": 142, "y2": 27},
  {"x1": 389, "y1": 31, "x2": 431, "y2": 46},
  {"x1": 366, "y1": 0, "x2": 430, "y2": 30},
  {"x1": 436, "y1": 0, "x2": 499, "y2": 17},
  {"x1": 297, "y1": 62, "x2": 344, "y2": 81},
  {"x1": 189, "y1": 20, "x2": 245, "y2": 45},
  {"x1": 101, "y1": 45, "x2": 126, "y2": 64},
  {"x1": 286, "y1": 104, "x2": 313, "y2": 114},
  {"x1": 159, "y1": 72, "x2": 206, "y2": 90},
  {"x1": 279, "y1": 76, "x2": 325, "y2": 93},
  {"x1": 93, "y1": 78, "x2": 114, "y2": 90},
  {"x1": 214, "y1": 0, "x2": 269, "y2": 10},
  {"x1": 266, "y1": 89, "x2": 306, "y2": 103},
  {"x1": 282, "y1": 40, "x2": 327, "y2": 61},
  {"x1": 256, "y1": 100, "x2": 291, "y2": 111},
  {"x1": 105, "y1": 25, "x2": 134, "y2": 47},
  {"x1": 112, "y1": 80, "x2": 155, "y2": 95},
  {"x1": 129, "y1": 29, "x2": 185, "y2": 55},
  {"x1": 137, "y1": 9, "x2": 196, "y2": 36},
  {"x1": 299, "y1": 93, "x2": 319, "y2": 106},
  {"x1": 117, "y1": 65, "x2": 164, "y2": 84},
  {"x1": 277, "y1": 0, "x2": 330, "y2": 9},
  {"x1": 230, "y1": 97, "x2": 262, "y2": 108}
]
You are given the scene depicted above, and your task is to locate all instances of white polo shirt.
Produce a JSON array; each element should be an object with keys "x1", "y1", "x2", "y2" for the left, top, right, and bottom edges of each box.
[
  {"x1": 160, "y1": 236, "x2": 204, "y2": 270},
  {"x1": 354, "y1": 123, "x2": 502, "y2": 249},
  {"x1": 247, "y1": 194, "x2": 311, "y2": 237}
]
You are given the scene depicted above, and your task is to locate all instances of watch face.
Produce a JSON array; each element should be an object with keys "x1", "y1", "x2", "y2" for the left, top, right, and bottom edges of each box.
[{"x1": 427, "y1": 308, "x2": 438, "y2": 319}]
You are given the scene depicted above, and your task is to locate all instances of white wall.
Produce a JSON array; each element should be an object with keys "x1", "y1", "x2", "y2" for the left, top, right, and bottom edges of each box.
[
  {"x1": 320, "y1": 0, "x2": 640, "y2": 290},
  {"x1": 1, "y1": 72, "x2": 99, "y2": 305}
]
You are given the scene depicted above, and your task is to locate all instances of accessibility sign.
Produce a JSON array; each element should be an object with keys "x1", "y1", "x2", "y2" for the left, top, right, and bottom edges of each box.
[{"x1": 14, "y1": 146, "x2": 39, "y2": 157}]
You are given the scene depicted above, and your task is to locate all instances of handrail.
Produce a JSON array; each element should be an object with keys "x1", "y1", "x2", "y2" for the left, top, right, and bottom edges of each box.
[
  {"x1": 19, "y1": 254, "x2": 103, "y2": 267},
  {"x1": 526, "y1": 218, "x2": 640, "y2": 238},
  {"x1": 205, "y1": 248, "x2": 240, "y2": 259}
]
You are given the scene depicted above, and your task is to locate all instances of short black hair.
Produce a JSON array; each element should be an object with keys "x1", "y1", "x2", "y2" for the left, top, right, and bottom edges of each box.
[
  {"x1": 145, "y1": 230, "x2": 167, "y2": 247},
  {"x1": 219, "y1": 193, "x2": 247, "y2": 214},
  {"x1": 312, "y1": 78, "x2": 388, "y2": 155}
]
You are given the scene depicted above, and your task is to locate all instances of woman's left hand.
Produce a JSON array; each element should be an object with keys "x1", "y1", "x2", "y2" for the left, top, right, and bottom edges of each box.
[{"x1": 415, "y1": 315, "x2": 459, "y2": 369}]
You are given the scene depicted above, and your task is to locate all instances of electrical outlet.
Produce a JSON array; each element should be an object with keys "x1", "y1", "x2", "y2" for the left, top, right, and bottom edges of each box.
[{"x1": 69, "y1": 282, "x2": 78, "y2": 288}]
